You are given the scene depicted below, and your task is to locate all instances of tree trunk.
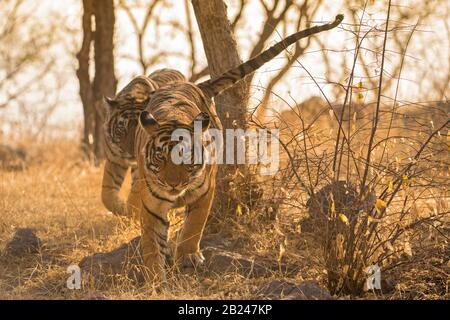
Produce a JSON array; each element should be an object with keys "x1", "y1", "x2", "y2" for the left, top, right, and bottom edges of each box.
[
  {"x1": 93, "y1": 0, "x2": 117, "y2": 160},
  {"x1": 76, "y1": 0, "x2": 95, "y2": 161},
  {"x1": 76, "y1": 0, "x2": 116, "y2": 163},
  {"x1": 191, "y1": 0, "x2": 248, "y2": 126},
  {"x1": 191, "y1": 0, "x2": 250, "y2": 215}
]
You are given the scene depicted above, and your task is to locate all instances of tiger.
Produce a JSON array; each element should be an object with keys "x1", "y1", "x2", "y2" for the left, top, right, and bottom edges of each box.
[
  {"x1": 133, "y1": 15, "x2": 344, "y2": 281},
  {"x1": 101, "y1": 69, "x2": 186, "y2": 218}
]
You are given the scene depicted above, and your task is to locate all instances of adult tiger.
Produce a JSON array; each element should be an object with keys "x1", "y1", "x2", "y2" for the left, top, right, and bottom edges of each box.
[
  {"x1": 133, "y1": 15, "x2": 343, "y2": 281},
  {"x1": 101, "y1": 69, "x2": 186, "y2": 218}
]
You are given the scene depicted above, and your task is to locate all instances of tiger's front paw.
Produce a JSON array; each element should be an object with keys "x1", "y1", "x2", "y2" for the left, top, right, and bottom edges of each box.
[{"x1": 179, "y1": 251, "x2": 205, "y2": 271}]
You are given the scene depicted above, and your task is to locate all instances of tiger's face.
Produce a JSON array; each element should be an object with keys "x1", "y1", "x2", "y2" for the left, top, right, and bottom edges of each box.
[
  {"x1": 103, "y1": 97, "x2": 145, "y2": 159},
  {"x1": 106, "y1": 108, "x2": 141, "y2": 158},
  {"x1": 139, "y1": 111, "x2": 210, "y2": 196},
  {"x1": 102, "y1": 76, "x2": 158, "y2": 159}
]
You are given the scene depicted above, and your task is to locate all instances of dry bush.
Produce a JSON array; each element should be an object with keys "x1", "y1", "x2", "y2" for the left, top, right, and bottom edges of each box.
[
  {"x1": 244, "y1": 1, "x2": 449, "y2": 298},
  {"x1": 248, "y1": 95, "x2": 449, "y2": 297}
]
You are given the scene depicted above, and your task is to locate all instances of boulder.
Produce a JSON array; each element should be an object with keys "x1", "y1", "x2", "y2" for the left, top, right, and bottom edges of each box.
[
  {"x1": 5, "y1": 228, "x2": 41, "y2": 256},
  {"x1": 202, "y1": 246, "x2": 269, "y2": 277},
  {"x1": 303, "y1": 180, "x2": 376, "y2": 233},
  {"x1": 79, "y1": 236, "x2": 145, "y2": 285},
  {"x1": 0, "y1": 144, "x2": 28, "y2": 171},
  {"x1": 79, "y1": 235, "x2": 298, "y2": 284}
]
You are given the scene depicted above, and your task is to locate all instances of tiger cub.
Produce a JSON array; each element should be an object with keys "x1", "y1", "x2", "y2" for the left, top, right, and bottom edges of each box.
[
  {"x1": 101, "y1": 69, "x2": 186, "y2": 217},
  {"x1": 133, "y1": 16, "x2": 343, "y2": 281}
]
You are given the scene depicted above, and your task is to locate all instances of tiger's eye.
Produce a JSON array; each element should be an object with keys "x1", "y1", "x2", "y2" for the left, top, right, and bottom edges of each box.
[{"x1": 155, "y1": 150, "x2": 164, "y2": 160}]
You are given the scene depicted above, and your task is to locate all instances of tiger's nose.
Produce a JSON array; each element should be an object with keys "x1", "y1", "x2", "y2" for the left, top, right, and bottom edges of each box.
[{"x1": 168, "y1": 182, "x2": 178, "y2": 188}]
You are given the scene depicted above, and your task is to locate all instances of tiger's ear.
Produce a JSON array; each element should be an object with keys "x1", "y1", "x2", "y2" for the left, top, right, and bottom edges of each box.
[
  {"x1": 139, "y1": 111, "x2": 159, "y2": 135},
  {"x1": 104, "y1": 96, "x2": 119, "y2": 112},
  {"x1": 192, "y1": 112, "x2": 210, "y2": 132}
]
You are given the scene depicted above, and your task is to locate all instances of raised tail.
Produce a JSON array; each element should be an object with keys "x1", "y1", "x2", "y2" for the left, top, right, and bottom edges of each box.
[{"x1": 198, "y1": 14, "x2": 343, "y2": 97}]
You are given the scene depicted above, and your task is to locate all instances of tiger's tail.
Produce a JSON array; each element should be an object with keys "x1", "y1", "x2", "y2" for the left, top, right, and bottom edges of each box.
[{"x1": 198, "y1": 14, "x2": 343, "y2": 97}]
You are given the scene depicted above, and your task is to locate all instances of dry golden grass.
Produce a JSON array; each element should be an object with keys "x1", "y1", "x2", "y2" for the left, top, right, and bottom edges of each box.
[
  {"x1": 0, "y1": 138, "x2": 448, "y2": 300},
  {"x1": 0, "y1": 139, "x2": 138, "y2": 298},
  {"x1": 0, "y1": 139, "x2": 309, "y2": 299}
]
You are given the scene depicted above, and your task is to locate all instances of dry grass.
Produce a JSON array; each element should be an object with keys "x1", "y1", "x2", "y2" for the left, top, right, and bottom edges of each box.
[
  {"x1": 0, "y1": 138, "x2": 448, "y2": 300},
  {"x1": 0, "y1": 139, "x2": 137, "y2": 298},
  {"x1": 0, "y1": 139, "x2": 306, "y2": 299}
]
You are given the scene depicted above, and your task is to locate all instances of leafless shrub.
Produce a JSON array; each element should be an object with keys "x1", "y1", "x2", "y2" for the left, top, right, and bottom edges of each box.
[
  {"x1": 0, "y1": 0, "x2": 66, "y2": 139},
  {"x1": 248, "y1": 0, "x2": 449, "y2": 297}
]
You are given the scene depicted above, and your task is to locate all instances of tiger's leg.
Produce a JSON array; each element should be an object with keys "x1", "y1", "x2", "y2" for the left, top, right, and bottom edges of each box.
[
  {"x1": 126, "y1": 164, "x2": 141, "y2": 221},
  {"x1": 101, "y1": 159, "x2": 128, "y2": 216},
  {"x1": 140, "y1": 197, "x2": 171, "y2": 283},
  {"x1": 175, "y1": 186, "x2": 215, "y2": 268}
]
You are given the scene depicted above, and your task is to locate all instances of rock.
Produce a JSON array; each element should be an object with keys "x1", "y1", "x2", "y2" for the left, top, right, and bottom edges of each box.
[
  {"x1": 380, "y1": 279, "x2": 395, "y2": 294},
  {"x1": 0, "y1": 144, "x2": 28, "y2": 171},
  {"x1": 79, "y1": 236, "x2": 145, "y2": 285},
  {"x1": 201, "y1": 235, "x2": 232, "y2": 249},
  {"x1": 79, "y1": 235, "x2": 294, "y2": 284},
  {"x1": 5, "y1": 228, "x2": 41, "y2": 256},
  {"x1": 202, "y1": 247, "x2": 270, "y2": 277},
  {"x1": 307, "y1": 181, "x2": 376, "y2": 218},
  {"x1": 257, "y1": 279, "x2": 332, "y2": 300},
  {"x1": 303, "y1": 180, "x2": 376, "y2": 233}
]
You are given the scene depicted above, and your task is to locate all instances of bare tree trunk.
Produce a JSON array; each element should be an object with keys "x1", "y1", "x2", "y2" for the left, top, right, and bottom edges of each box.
[
  {"x1": 93, "y1": 0, "x2": 117, "y2": 160},
  {"x1": 191, "y1": 0, "x2": 248, "y2": 126},
  {"x1": 191, "y1": 0, "x2": 249, "y2": 215},
  {"x1": 76, "y1": 0, "x2": 116, "y2": 162},
  {"x1": 76, "y1": 0, "x2": 96, "y2": 160}
]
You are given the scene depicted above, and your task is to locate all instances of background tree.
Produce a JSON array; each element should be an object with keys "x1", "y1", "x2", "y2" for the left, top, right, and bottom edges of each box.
[
  {"x1": 0, "y1": 0, "x2": 63, "y2": 139},
  {"x1": 76, "y1": 0, "x2": 116, "y2": 162},
  {"x1": 118, "y1": 0, "x2": 169, "y2": 75},
  {"x1": 189, "y1": 0, "x2": 326, "y2": 120},
  {"x1": 191, "y1": 0, "x2": 250, "y2": 214}
]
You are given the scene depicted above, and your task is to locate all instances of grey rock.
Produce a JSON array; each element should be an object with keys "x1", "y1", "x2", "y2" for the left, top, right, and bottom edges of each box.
[
  {"x1": 0, "y1": 144, "x2": 28, "y2": 171},
  {"x1": 201, "y1": 235, "x2": 233, "y2": 249},
  {"x1": 303, "y1": 180, "x2": 376, "y2": 233},
  {"x1": 202, "y1": 246, "x2": 269, "y2": 277},
  {"x1": 79, "y1": 235, "x2": 297, "y2": 284},
  {"x1": 79, "y1": 236, "x2": 145, "y2": 285},
  {"x1": 5, "y1": 228, "x2": 41, "y2": 256}
]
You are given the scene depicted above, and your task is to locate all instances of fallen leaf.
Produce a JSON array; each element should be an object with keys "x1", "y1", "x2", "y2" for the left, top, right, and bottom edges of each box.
[
  {"x1": 236, "y1": 204, "x2": 242, "y2": 216},
  {"x1": 339, "y1": 213, "x2": 349, "y2": 225},
  {"x1": 375, "y1": 199, "x2": 387, "y2": 213}
]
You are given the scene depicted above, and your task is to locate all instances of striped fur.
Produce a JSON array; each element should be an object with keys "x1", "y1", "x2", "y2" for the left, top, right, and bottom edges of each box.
[
  {"x1": 135, "y1": 83, "x2": 220, "y2": 280},
  {"x1": 148, "y1": 68, "x2": 186, "y2": 87},
  {"x1": 101, "y1": 69, "x2": 186, "y2": 216},
  {"x1": 123, "y1": 15, "x2": 343, "y2": 280}
]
